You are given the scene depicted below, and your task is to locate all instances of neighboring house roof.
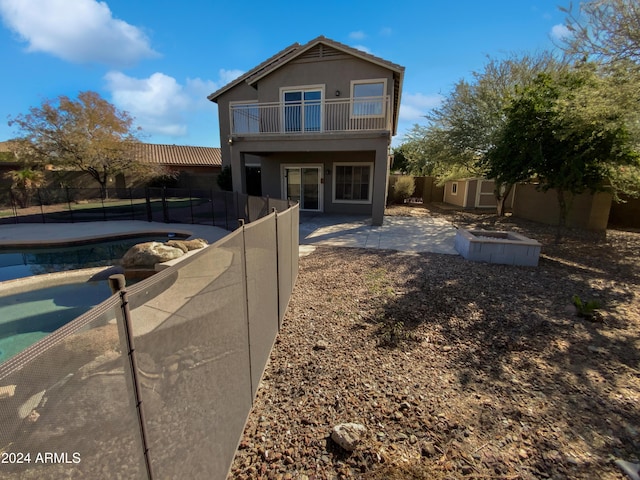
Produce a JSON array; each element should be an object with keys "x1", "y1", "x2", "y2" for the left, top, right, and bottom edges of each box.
[
  {"x1": 134, "y1": 143, "x2": 222, "y2": 167},
  {"x1": 207, "y1": 35, "x2": 405, "y2": 135},
  {"x1": 0, "y1": 141, "x2": 222, "y2": 168}
]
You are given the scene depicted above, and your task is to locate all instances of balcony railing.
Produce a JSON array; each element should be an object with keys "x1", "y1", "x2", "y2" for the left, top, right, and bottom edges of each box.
[{"x1": 229, "y1": 96, "x2": 391, "y2": 136}]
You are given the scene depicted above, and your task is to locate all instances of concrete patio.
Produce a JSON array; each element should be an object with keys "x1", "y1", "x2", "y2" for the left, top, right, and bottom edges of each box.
[{"x1": 299, "y1": 213, "x2": 458, "y2": 255}]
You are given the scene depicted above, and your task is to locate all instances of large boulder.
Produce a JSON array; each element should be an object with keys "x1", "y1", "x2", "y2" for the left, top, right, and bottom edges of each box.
[
  {"x1": 121, "y1": 242, "x2": 185, "y2": 268},
  {"x1": 165, "y1": 238, "x2": 208, "y2": 253}
]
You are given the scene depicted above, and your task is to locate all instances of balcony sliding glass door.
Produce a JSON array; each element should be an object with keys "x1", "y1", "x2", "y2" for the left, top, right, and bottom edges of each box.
[{"x1": 283, "y1": 89, "x2": 322, "y2": 133}]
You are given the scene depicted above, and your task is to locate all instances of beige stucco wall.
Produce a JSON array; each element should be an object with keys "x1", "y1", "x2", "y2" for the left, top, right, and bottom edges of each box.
[
  {"x1": 215, "y1": 53, "x2": 395, "y2": 169},
  {"x1": 260, "y1": 150, "x2": 376, "y2": 216},
  {"x1": 512, "y1": 183, "x2": 612, "y2": 231},
  {"x1": 259, "y1": 55, "x2": 395, "y2": 105},
  {"x1": 216, "y1": 82, "x2": 257, "y2": 168},
  {"x1": 213, "y1": 45, "x2": 401, "y2": 225}
]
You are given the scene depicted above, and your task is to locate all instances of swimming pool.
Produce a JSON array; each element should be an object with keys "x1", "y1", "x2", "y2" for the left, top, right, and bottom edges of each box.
[
  {"x1": 0, "y1": 278, "x2": 113, "y2": 364},
  {"x1": 0, "y1": 234, "x2": 184, "y2": 282}
]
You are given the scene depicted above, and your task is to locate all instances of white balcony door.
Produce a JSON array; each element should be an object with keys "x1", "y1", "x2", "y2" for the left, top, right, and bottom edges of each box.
[
  {"x1": 283, "y1": 88, "x2": 322, "y2": 132},
  {"x1": 283, "y1": 166, "x2": 322, "y2": 211}
]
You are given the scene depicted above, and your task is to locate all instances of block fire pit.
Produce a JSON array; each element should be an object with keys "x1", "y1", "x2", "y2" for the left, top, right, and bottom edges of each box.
[{"x1": 455, "y1": 229, "x2": 542, "y2": 266}]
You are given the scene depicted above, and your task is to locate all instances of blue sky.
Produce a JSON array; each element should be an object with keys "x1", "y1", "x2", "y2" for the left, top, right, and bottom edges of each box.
[{"x1": 0, "y1": 0, "x2": 572, "y2": 148}]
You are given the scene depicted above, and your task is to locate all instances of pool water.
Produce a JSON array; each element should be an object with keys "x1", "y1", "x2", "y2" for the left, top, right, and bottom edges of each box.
[
  {"x1": 0, "y1": 281, "x2": 113, "y2": 364},
  {"x1": 0, "y1": 235, "x2": 183, "y2": 282}
]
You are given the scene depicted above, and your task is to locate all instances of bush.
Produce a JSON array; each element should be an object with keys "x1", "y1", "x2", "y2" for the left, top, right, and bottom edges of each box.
[
  {"x1": 217, "y1": 165, "x2": 233, "y2": 191},
  {"x1": 392, "y1": 176, "x2": 415, "y2": 204}
]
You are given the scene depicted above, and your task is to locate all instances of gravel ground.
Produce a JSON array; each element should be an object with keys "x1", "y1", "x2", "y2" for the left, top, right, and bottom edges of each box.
[{"x1": 229, "y1": 204, "x2": 640, "y2": 480}]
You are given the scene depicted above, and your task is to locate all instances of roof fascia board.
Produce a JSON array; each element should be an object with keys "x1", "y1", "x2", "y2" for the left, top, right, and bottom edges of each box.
[{"x1": 207, "y1": 43, "x2": 301, "y2": 102}]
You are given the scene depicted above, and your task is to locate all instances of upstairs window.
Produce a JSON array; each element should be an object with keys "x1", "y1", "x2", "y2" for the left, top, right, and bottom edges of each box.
[{"x1": 351, "y1": 79, "x2": 386, "y2": 117}]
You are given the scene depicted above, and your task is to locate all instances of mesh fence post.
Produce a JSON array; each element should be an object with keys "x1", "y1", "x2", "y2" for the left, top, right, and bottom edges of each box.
[
  {"x1": 129, "y1": 188, "x2": 135, "y2": 220},
  {"x1": 224, "y1": 192, "x2": 229, "y2": 230},
  {"x1": 214, "y1": 188, "x2": 216, "y2": 227},
  {"x1": 65, "y1": 187, "x2": 74, "y2": 223},
  {"x1": 187, "y1": 188, "x2": 192, "y2": 224},
  {"x1": 273, "y1": 207, "x2": 282, "y2": 330},
  {"x1": 9, "y1": 189, "x2": 18, "y2": 224},
  {"x1": 162, "y1": 187, "x2": 169, "y2": 223},
  {"x1": 101, "y1": 190, "x2": 107, "y2": 221},
  {"x1": 37, "y1": 188, "x2": 45, "y2": 223},
  {"x1": 235, "y1": 191, "x2": 240, "y2": 224},
  {"x1": 145, "y1": 188, "x2": 152, "y2": 222},
  {"x1": 237, "y1": 218, "x2": 255, "y2": 401},
  {"x1": 115, "y1": 280, "x2": 155, "y2": 480}
]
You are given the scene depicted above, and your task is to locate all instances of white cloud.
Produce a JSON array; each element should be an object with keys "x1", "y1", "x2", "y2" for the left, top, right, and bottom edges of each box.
[
  {"x1": 0, "y1": 0, "x2": 158, "y2": 67},
  {"x1": 218, "y1": 68, "x2": 244, "y2": 85},
  {"x1": 399, "y1": 93, "x2": 443, "y2": 122},
  {"x1": 352, "y1": 44, "x2": 372, "y2": 54},
  {"x1": 104, "y1": 69, "x2": 243, "y2": 138},
  {"x1": 550, "y1": 24, "x2": 571, "y2": 40},
  {"x1": 379, "y1": 27, "x2": 392, "y2": 37},
  {"x1": 349, "y1": 31, "x2": 366, "y2": 41}
]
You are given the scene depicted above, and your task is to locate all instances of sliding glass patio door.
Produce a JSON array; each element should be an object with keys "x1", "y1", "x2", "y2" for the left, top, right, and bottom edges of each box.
[{"x1": 283, "y1": 166, "x2": 322, "y2": 211}]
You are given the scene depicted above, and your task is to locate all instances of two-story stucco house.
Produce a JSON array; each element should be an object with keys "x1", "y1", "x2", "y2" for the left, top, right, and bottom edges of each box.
[{"x1": 208, "y1": 36, "x2": 404, "y2": 225}]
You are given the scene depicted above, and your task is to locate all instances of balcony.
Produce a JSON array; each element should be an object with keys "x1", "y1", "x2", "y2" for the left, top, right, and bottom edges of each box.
[{"x1": 229, "y1": 96, "x2": 391, "y2": 137}]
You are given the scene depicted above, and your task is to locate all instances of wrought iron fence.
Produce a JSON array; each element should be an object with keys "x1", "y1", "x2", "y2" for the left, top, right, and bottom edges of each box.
[
  {"x1": 0, "y1": 204, "x2": 299, "y2": 480},
  {"x1": 1, "y1": 187, "x2": 292, "y2": 229}
]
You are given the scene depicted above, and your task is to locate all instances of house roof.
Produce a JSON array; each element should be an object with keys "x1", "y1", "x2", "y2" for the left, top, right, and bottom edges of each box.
[
  {"x1": 134, "y1": 143, "x2": 222, "y2": 167},
  {"x1": 0, "y1": 141, "x2": 222, "y2": 167},
  {"x1": 207, "y1": 36, "x2": 405, "y2": 134},
  {"x1": 207, "y1": 41, "x2": 302, "y2": 101}
]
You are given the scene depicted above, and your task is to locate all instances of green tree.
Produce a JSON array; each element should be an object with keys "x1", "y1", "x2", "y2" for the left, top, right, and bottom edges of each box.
[
  {"x1": 391, "y1": 175, "x2": 415, "y2": 204},
  {"x1": 391, "y1": 146, "x2": 409, "y2": 174},
  {"x1": 8, "y1": 91, "x2": 165, "y2": 196},
  {"x1": 486, "y1": 65, "x2": 640, "y2": 241},
  {"x1": 394, "y1": 128, "x2": 444, "y2": 176},
  {"x1": 5, "y1": 167, "x2": 45, "y2": 208},
  {"x1": 217, "y1": 165, "x2": 233, "y2": 191},
  {"x1": 3, "y1": 139, "x2": 46, "y2": 207},
  {"x1": 399, "y1": 52, "x2": 561, "y2": 215}
]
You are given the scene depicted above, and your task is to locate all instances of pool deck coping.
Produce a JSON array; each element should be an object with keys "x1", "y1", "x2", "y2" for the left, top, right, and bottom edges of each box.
[{"x1": 0, "y1": 266, "x2": 124, "y2": 297}]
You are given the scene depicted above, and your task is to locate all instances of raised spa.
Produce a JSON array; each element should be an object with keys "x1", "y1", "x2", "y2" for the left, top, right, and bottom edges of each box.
[{"x1": 455, "y1": 229, "x2": 541, "y2": 266}]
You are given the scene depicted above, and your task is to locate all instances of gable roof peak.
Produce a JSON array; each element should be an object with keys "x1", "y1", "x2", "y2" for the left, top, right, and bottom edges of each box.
[{"x1": 208, "y1": 35, "x2": 404, "y2": 103}]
